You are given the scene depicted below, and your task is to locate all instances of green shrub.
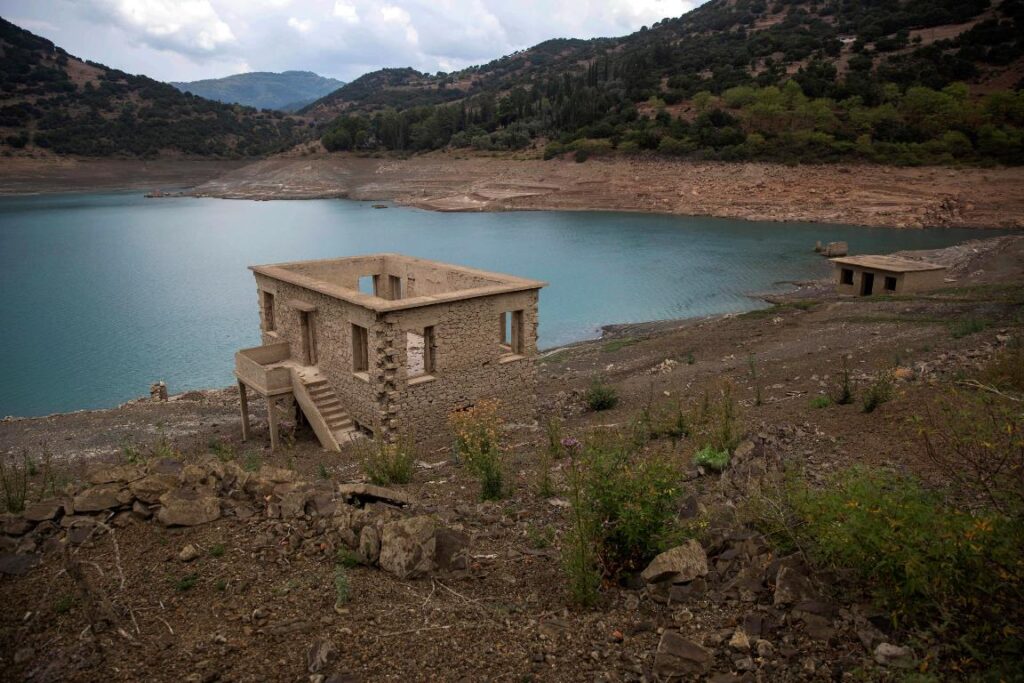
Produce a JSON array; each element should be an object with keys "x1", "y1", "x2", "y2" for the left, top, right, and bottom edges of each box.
[
  {"x1": 585, "y1": 379, "x2": 619, "y2": 411},
  {"x1": 449, "y1": 400, "x2": 506, "y2": 500},
  {"x1": 175, "y1": 574, "x2": 199, "y2": 592},
  {"x1": 949, "y1": 317, "x2": 988, "y2": 338},
  {"x1": 862, "y1": 369, "x2": 894, "y2": 413},
  {"x1": 209, "y1": 543, "x2": 226, "y2": 558},
  {"x1": 810, "y1": 395, "x2": 831, "y2": 409},
  {"x1": 693, "y1": 445, "x2": 730, "y2": 472},
  {"x1": 207, "y1": 437, "x2": 235, "y2": 462},
  {"x1": 574, "y1": 149, "x2": 590, "y2": 163},
  {"x1": 336, "y1": 547, "x2": 363, "y2": 568},
  {"x1": 360, "y1": 435, "x2": 416, "y2": 486},
  {"x1": 563, "y1": 433, "x2": 684, "y2": 601},
  {"x1": 783, "y1": 467, "x2": 1024, "y2": 667}
]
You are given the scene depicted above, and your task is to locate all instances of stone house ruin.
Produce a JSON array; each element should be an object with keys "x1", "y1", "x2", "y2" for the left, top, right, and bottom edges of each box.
[
  {"x1": 234, "y1": 254, "x2": 546, "y2": 451},
  {"x1": 830, "y1": 255, "x2": 948, "y2": 296}
]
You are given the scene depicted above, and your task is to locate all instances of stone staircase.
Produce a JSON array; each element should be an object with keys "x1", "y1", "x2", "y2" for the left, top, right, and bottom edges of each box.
[{"x1": 289, "y1": 367, "x2": 358, "y2": 451}]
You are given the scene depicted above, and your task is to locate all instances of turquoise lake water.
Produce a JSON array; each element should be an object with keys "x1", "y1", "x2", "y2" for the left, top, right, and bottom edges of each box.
[{"x1": 0, "y1": 192, "x2": 1009, "y2": 417}]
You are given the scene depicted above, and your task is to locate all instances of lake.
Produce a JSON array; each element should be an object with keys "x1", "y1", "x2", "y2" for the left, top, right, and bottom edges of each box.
[{"x1": 0, "y1": 192, "x2": 1007, "y2": 417}]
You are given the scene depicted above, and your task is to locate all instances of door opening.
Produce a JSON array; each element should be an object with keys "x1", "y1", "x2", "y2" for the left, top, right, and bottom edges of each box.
[
  {"x1": 300, "y1": 311, "x2": 317, "y2": 365},
  {"x1": 860, "y1": 272, "x2": 875, "y2": 296}
]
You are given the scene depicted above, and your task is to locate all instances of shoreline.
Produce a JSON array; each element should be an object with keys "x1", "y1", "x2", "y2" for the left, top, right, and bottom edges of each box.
[{"x1": 1, "y1": 154, "x2": 1022, "y2": 229}]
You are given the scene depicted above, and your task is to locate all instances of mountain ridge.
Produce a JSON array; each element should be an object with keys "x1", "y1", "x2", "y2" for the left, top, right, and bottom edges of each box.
[
  {"x1": 0, "y1": 18, "x2": 304, "y2": 157},
  {"x1": 171, "y1": 70, "x2": 344, "y2": 112}
]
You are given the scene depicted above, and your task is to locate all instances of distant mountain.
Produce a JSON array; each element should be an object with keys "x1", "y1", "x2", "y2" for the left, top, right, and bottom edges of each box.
[
  {"x1": 0, "y1": 18, "x2": 305, "y2": 157},
  {"x1": 171, "y1": 71, "x2": 345, "y2": 111}
]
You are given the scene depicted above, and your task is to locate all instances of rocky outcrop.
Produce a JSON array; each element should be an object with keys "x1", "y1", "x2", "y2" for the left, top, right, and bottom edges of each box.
[{"x1": 378, "y1": 516, "x2": 469, "y2": 580}]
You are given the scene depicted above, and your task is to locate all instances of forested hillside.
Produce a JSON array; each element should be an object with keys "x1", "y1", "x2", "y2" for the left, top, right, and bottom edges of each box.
[
  {"x1": 171, "y1": 71, "x2": 344, "y2": 112},
  {"x1": 0, "y1": 19, "x2": 305, "y2": 157},
  {"x1": 313, "y1": 0, "x2": 1024, "y2": 165}
]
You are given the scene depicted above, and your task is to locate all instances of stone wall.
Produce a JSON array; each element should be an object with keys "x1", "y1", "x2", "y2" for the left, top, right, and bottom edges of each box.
[{"x1": 253, "y1": 274, "x2": 540, "y2": 449}]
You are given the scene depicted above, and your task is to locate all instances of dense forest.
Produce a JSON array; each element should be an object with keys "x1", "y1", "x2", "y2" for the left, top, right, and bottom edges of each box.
[
  {"x1": 314, "y1": 0, "x2": 1024, "y2": 165},
  {"x1": 0, "y1": 19, "x2": 306, "y2": 157}
]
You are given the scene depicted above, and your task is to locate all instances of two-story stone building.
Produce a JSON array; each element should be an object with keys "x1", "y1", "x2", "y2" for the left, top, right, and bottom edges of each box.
[{"x1": 234, "y1": 254, "x2": 545, "y2": 451}]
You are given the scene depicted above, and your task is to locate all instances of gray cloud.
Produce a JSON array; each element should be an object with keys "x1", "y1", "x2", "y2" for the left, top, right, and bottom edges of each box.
[{"x1": 0, "y1": 0, "x2": 700, "y2": 82}]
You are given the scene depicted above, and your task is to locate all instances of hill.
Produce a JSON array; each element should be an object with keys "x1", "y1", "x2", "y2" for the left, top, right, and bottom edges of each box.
[
  {"x1": 309, "y1": 0, "x2": 1024, "y2": 165},
  {"x1": 171, "y1": 70, "x2": 344, "y2": 111},
  {"x1": 0, "y1": 18, "x2": 305, "y2": 157}
]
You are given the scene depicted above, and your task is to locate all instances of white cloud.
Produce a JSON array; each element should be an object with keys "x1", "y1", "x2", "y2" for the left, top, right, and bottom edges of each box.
[
  {"x1": 332, "y1": 1, "x2": 359, "y2": 23},
  {"x1": 84, "y1": 0, "x2": 236, "y2": 55},
  {"x1": 287, "y1": 16, "x2": 313, "y2": 32}
]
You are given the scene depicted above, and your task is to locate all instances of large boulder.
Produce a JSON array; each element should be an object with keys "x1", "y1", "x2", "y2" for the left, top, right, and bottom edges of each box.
[
  {"x1": 87, "y1": 464, "x2": 146, "y2": 485},
  {"x1": 378, "y1": 516, "x2": 468, "y2": 579},
  {"x1": 641, "y1": 539, "x2": 708, "y2": 585},
  {"x1": 653, "y1": 631, "x2": 713, "y2": 678},
  {"x1": 130, "y1": 474, "x2": 179, "y2": 505},
  {"x1": 157, "y1": 488, "x2": 221, "y2": 527},
  {"x1": 23, "y1": 499, "x2": 67, "y2": 523},
  {"x1": 773, "y1": 565, "x2": 818, "y2": 606},
  {"x1": 74, "y1": 484, "x2": 132, "y2": 512}
]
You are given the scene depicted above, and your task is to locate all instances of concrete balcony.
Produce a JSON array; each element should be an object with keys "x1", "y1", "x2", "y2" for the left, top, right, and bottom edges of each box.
[{"x1": 234, "y1": 342, "x2": 293, "y2": 396}]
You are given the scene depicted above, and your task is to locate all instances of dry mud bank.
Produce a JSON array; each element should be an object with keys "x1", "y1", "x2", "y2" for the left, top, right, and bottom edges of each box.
[
  {"x1": 187, "y1": 153, "x2": 1024, "y2": 229},
  {"x1": 0, "y1": 158, "x2": 249, "y2": 195},
  {"x1": 0, "y1": 236, "x2": 1021, "y2": 681}
]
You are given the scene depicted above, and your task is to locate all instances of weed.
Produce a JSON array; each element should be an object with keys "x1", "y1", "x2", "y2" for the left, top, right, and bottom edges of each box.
[
  {"x1": 685, "y1": 352, "x2": 696, "y2": 365},
  {"x1": 359, "y1": 435, "x2": 415, "y2": 486},
  {"x1": 53, "y1": 594, "x2": 75, "y2": 614},
  {"x1": 317, "y1": 463, "x2": 329, "y2": 480},
  {"x1": 649, "y1": 401, "x2": 690, "y2": 442},
  {"x1": 215, "y1": 579, "x2": 227, "y2": 592},
  {"x1": 585, "y1": 379, "x2": 619, "y2": 411},
  {"x1": 150, "y1": 424, "x2": 178, "y2": 460},
  {"x1": 449, "y1": 400, "x2": 506, "y2": 501},
  {"x1": 545, "y1": 417, "x2": 565, "y2": 460},
  {"x1": 834, "y1": 357, "x2": 856, "y2": 405},
  {"x1": 526, "y1": 524, "x2": 555, "y2": 549},
  {"x1": 121, "y1": 438, "x2": 144, "y2": 465},
  {"x1": 810, "y1": 395, "x2": 831, "y2": 409},
  {"x1": 695, "y1": 383, "x2": 741, "y2": 454},
  {"x1": 208, "y1": 437, "x2": 235, "y2": 462},
  {"x1": 748, "y1": 354, "x2": 763, "y2": 406},
  {"x1": 602, "y1": 338, "x2": 639, "y2": 353},
  {"x1": 175, "y1": 574, "x2": 199, "y2": 592},
  {"x1": 948, "y1": 317, "x2": 988, "y2": 339},
  {"x1": 336, "y1": 547, "x2": 362, "y2": 568},
  {"x1": 862, "y1": 369, "x2": 894, "y2": 413},
  {"x1": 693, "y1": 445, "x2": 730, "y2": 472},
  {"x1": 242, "y1": 451, "x2": 262, "y2": 472},
  {"x1": 0, "y1": 451, "x2": 29, "y2": 513},
  {"x1": 980, "y1": 340, "x2": 1024, "y2": 394},
  {"x1": 334, "y1": 566, "x2": 350, "y2": 607},
  {"x1": 209, "y1": 544, "x2": 226, "y2": 558}
]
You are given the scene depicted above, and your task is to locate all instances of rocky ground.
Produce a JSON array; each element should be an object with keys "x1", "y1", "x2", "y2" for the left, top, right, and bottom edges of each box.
[
  {"x1": 0, "y1": 236, "x2": 1022, "y2": 682},
  {"x1": 4, "y1": 153, "x2": 1024, "y2": 229}
]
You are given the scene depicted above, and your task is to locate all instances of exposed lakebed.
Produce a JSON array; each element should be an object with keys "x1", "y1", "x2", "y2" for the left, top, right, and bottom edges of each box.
[{"x1": 0, "y1": 192, "x2": 1007, "y2": 417}]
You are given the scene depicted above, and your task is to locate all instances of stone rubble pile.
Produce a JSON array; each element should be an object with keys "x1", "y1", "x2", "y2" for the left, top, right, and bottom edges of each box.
[{"x1": 0, "y1": 458, "x2": 469, "y2": 582}]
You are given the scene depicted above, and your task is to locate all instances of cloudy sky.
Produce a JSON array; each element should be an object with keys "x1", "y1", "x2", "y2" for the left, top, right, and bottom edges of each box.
[{"x1": 1, "y1": 0, "x2": 701, "y2": 83}]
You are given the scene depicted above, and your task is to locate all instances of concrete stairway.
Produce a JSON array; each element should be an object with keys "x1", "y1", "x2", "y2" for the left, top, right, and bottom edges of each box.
[{"x1": 290, "y1": 368, "x2": 358, "y2": 451}]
